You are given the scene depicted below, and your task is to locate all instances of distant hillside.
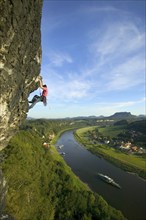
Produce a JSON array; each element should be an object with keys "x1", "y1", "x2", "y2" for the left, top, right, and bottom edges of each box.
[
  {"x1": 127, "y1": 119, "x2": 146, "y2": 134},
  {"x1": 66, "y1": 112, "x2": 143, "y2": 121},
  {"x1": 108, "y1": 112, "x2": 136, "y2": 119}
]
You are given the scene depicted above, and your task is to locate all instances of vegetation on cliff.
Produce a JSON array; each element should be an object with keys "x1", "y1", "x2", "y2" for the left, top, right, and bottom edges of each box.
[{"x1": 1, "y1": 119, "x2": 126, "y2": 220}]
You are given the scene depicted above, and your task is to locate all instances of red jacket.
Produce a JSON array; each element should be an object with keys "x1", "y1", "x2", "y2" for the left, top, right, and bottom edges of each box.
[{"x1": 42, "y1": 87, "x2": 48, "y2": 97}]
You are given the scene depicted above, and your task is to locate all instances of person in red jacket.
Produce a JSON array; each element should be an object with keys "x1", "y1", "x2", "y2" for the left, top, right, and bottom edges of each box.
[{"x1": 29, "y1": 77, "x2": 48, "y2": 109}]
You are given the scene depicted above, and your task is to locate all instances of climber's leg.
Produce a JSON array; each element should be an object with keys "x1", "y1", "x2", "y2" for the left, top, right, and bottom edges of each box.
[{"x1": 29, "y1": 96, "x2": 42, "y2": 109}]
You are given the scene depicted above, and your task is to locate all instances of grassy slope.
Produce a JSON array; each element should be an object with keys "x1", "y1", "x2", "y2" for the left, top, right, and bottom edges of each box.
[
  {"x1": 75, "y1": 127, "x2": 146, "y2": 178},
  {"x1": 1, "y1": 128, "x2": 126, "y2": 220},
  {"x1": 98, "y1": 126, "x2": 125, "y2": 138}
]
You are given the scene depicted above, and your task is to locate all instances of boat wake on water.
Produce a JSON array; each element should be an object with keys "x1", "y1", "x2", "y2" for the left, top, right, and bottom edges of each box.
[{"x1": 98, "y1": 173, "x2": 121, "y2": 189}]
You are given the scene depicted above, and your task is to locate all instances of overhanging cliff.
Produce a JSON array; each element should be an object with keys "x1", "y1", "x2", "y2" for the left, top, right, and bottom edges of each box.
[{"x1": 0, "y1": 0, "x2": 43, "y2": 150}]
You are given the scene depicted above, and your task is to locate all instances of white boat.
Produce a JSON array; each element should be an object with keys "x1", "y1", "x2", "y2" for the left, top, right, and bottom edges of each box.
[
  {"x1": 58, "y1": 145, "x2": 64, "y2": 149},
  {"x1": 98, "y1": 173, "x2": 121, "y2": 189},
  {"x1": 59, "y1": 152, "x2": 66, "y2": 156}
]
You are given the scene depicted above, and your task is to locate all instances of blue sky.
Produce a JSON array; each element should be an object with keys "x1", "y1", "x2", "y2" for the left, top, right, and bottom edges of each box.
[{"x1": 28, "y1": 0, "x2": 145, "y2": 118}]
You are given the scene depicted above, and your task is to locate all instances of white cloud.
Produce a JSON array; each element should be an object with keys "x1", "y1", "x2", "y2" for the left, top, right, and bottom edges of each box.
[
  {"x1": 66, "y1": 79, "x2": 91, "y2": 98},
  {"x1": 92, "y1": 98, "x2": 146, "y2": 116},
  {"x1": 87, "y1": 21, "x2": 145, "y2": 92},
  {"x1": 91, "y1": 22, "x2": 144, "y2": 58},
  {"x1": 49, "y1": 76, "x2": 91, "y2": 100},
  {"x1": 105, "y1": 55, "x2": 145, "y2": 91},
  {"x1": 47, "y1": 51, "x2": 73, "y2": 67},
  {"x1": 96, "y1": 98, "x2": 145, "y2": 108}
]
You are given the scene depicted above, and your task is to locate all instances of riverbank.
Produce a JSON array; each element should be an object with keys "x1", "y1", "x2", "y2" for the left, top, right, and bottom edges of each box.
[{"x1": 74, "y1": 127, "x2": 146, "y2": 180}]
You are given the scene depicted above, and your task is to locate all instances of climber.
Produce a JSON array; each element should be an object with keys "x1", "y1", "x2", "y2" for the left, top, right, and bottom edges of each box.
[{"x1": 29, "y1": 76, "x2": 48, "y2": 109}]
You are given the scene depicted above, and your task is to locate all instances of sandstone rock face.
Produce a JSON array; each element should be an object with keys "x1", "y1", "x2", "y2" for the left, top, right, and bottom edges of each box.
[{"x1": 0, "y1": 0, "x2": 43, "y2": 150}]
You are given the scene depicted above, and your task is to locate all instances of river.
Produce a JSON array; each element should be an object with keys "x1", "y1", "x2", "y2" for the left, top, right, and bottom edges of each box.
[{"x1": 56, "y1": 130, "x2": 146, "y2": 220}]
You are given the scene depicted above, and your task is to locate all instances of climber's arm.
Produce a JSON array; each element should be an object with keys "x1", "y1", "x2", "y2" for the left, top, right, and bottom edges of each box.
[
  {"x1": 39, "y1": 80, "x2": 43, "y2": 89},
  {"x1": 38, "y1": 76, "x2": 44, "y2": 89}
]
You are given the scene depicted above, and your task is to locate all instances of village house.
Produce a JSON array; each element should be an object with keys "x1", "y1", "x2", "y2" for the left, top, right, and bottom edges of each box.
[{"x1": 120, "y1": 141, "x2": 132, "y2": 150}]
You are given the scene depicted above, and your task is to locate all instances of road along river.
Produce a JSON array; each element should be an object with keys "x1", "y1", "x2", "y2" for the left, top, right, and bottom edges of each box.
[{"x1": 56, "y1": 130, "x2": 146, "y2": 220}]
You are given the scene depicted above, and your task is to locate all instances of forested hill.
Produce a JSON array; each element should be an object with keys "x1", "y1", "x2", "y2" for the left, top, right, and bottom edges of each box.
[
  {"x1": 127, "y1": 119, "x2": 146, "y2": 133},
  {"x1": 1, "y1": 119, "x2": 126, "y2": 220}
]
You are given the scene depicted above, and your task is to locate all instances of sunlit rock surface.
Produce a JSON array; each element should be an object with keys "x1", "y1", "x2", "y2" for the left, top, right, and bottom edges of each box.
[{"x1": 0, "y1": 0, "x2": 43, "y2": 150}]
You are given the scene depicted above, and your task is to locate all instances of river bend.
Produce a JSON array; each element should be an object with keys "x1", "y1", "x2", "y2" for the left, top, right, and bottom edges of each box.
[{"x1": 56, "y1": 130, "x2": 146, "y2": 220}]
